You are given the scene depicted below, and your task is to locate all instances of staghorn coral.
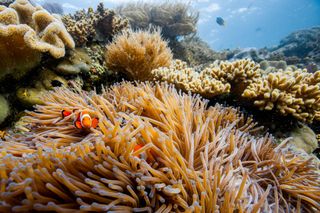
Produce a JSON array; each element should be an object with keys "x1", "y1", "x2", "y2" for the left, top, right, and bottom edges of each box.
[
  {"x1": 0, "y1": 81, "x2": 319, "y2": 212},
  {"x1": 117, "y1": 1, "x2": 198, "y2": 40},
  {"x1": 0, "y1": 0, "x2": 75, "y2": 81},
  {"x1": 152, "y1": 59, "x2": 320, "y2": 122},
  {"x1": 105, "y1": 28, "x2": 173, "y2": 81},
  {"x1": 62, "y1": 3, "x2": 129, "y2": 47}
]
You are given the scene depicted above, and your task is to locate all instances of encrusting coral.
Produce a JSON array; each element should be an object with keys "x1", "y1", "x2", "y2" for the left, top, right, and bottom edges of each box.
[
  {"x1": 152, "y1": 59, "x2": 320, "y2": 123},
  {"x1": 0, "y1": 0, "x2": 75, "y2": 81},
  {"x1": 0, "y1": 81, "x2": 319, "y2": 212},
  {"x1": 62, "y1": 3, "x2": 129, "y2": 47},
  {"x1": 116, "y1": 1, "x2": 198, "y2": 39},
  {"x1": 105, "y1": 28, "x2": 173, "y2": 81}
]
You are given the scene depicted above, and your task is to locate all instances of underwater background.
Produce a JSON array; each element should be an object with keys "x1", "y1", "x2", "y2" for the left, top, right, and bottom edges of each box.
[
  {"x1": 0, "y1": 0, "x2": 320, "y2": 212},
  {"x1": 33, "y1": 0, "x2": 320, "y2": 50}
]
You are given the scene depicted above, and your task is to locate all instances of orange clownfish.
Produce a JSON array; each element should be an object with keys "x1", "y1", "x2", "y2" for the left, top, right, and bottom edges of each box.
[
  {"x1": 133, "y1": 144, "x2": 158, "y2": 163},
  {"x1": 62, "y1": 109, "x2": 99, "y2": 129}
]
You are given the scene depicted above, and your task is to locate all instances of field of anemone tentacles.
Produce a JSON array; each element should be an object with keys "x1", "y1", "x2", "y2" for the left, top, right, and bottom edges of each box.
[{"x1": 0, "y1": 82, "x2": 319, "y2": 212}]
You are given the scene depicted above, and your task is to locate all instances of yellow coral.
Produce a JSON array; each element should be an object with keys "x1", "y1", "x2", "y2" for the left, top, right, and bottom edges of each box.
[
  {"x1": 105, "y1": 28, "x2": 172, "y2": 81},
  {"x1": 0, "y1": 0, "x2": 74, "y2": 80}
]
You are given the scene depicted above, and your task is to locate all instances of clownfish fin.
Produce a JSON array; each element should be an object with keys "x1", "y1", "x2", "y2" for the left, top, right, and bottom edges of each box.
[
  {"x1": 134, "y1": 144, "x2": 143, "y2": 152},
  {"x1": 61, "y1": 110, "x2": 72, "y2": 118},
  {"x1": 92, "y1": 118, "x2": 99, "y2": 128},
  {"x1": 74, "y1": 120, "x2": 83, "y2": 129}
]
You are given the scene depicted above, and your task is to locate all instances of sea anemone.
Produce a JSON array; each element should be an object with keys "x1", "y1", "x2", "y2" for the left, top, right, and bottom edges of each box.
[
  {"x1": 0, "y1": 81, "x2": 319, "y2": 212},
  {"x1": 105, "y1": 28, "x2": 173, "y2": 81}
]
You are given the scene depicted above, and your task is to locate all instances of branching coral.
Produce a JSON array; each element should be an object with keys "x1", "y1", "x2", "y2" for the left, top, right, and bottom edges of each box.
[
  {"x1": 62, "y1": 3, "x2": 129, "y2": 47},
  {"x1": 117, "y1": 1, "x2": 199, "y2": 39},
  {"x1": 0, "y1": 0, "x2": 75, "y2": 81},
  {"x1": 0, "y1": 81, "x2": 319, "y2": 212},
  {"x1": 243, "y1": 69, "x2": 320, "y2": 122},
  {"x1": 105, "y1": 29, "x2": 173, "y2": 81},
  {"x1": 152, "y1": 59, "x2": 320, "y2": 122},
  {"x1": 152, "y1": 59, "x2": 261, "y2": 97}
]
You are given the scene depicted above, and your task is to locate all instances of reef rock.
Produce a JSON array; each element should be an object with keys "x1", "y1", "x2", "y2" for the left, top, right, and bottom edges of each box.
[
  {"x1": 0, "y1": 0, "x2": 74, "y2": 81},
  {"x1": 272, "y1": 27, "x2": 320, "y2": 61},
  {"x1": 289, "y1": 123, "x2": 318, "y2": 154},
  {"x1": 56, "y1": 48, "x2": 91, "y2": 75}
]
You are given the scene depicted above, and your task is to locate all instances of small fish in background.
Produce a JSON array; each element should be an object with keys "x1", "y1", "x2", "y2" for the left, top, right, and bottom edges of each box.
[
  {"x1": 216, "y1": 17, "x2": 226, "y2": 26},
  {"x1": 133, "y1": 144, "x2": 158, "y2": 163},
  {"x1": 255, "y1": 27, "x2": 262, "y2": 32},
  {"x1": 61, "y1": 109, "x2": 99, "y2": 130}
]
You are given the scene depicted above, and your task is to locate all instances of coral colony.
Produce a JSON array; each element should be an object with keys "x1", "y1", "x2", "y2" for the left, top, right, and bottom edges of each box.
[{"x1": 0, "y1": 0, "x2": 320, "y2": 212}]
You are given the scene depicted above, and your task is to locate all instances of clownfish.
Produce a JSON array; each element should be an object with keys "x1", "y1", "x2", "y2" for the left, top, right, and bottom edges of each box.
[
  {"x1": 61, "y1": 109, "x2": 99, "y2": 129},
  {"x1": 133, "y1": 144, "x2": 158, "y2": 163}
]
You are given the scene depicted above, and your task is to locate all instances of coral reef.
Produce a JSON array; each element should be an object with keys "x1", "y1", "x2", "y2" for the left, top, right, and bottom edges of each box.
[
  {"x1": 105, "y1": 29, "x2": 173, "y2": 81},
  {"x1": 0, "y1": 81, "x2": 319, "y2": 212},
  {"x1": 170, "y1": 36, "x2": 228, "y2": 67},
  {"x1": 152, "y1": 59, "x2": 320, "y2": 123},
  {"x1": 62, "y1": 3, "x2": 129, "y2": 47},
  {"x1": 271, "y1": 27, "x2": 320, "y2": 64},
  {"x1": 243, "y1": 69, "x2": 320, "y2": 122},
  {"x1": 226, "y1": 27, "x2": 320, "y2": 70},
  {"x1": 152, "y1": 59, "x2": 261, "y2": 98},
  {"x1": 117, "y1": 2, "x2": 198, "y2": 40},
  {"x1": 0, "y1": 0, "x2": 75, "y2": 81}
]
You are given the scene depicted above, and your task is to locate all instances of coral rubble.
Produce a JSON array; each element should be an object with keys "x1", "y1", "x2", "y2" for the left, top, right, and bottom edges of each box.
[
  {"x1": 62, "y1": 3, "x2": 129, "y2": 47},
  {"x1": 0, "y1": 0, "x2": 74, "y2": 81},
  {"x1": 0, "y1": 82, "x2": 319, "y2": 212},
  {"x1": 105, "y1": 29, "x2": 173, "y2": 81}
]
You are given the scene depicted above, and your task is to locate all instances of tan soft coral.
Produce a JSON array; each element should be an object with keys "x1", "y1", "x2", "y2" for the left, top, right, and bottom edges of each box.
[
  {"x1": 105, "y1": 28, "x2": 173, "y2": 81},
  {"x1": 0, "y1": 81, "x2": 319, "y2": 212},
  {"x1": 0, "y1": 0, "x2": 74, "y2": 80}
]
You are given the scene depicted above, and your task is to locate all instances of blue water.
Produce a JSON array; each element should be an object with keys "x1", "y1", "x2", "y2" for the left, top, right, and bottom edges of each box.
[{"x1": 35, "y1": 0, "x2": 320, "y2": 50}]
